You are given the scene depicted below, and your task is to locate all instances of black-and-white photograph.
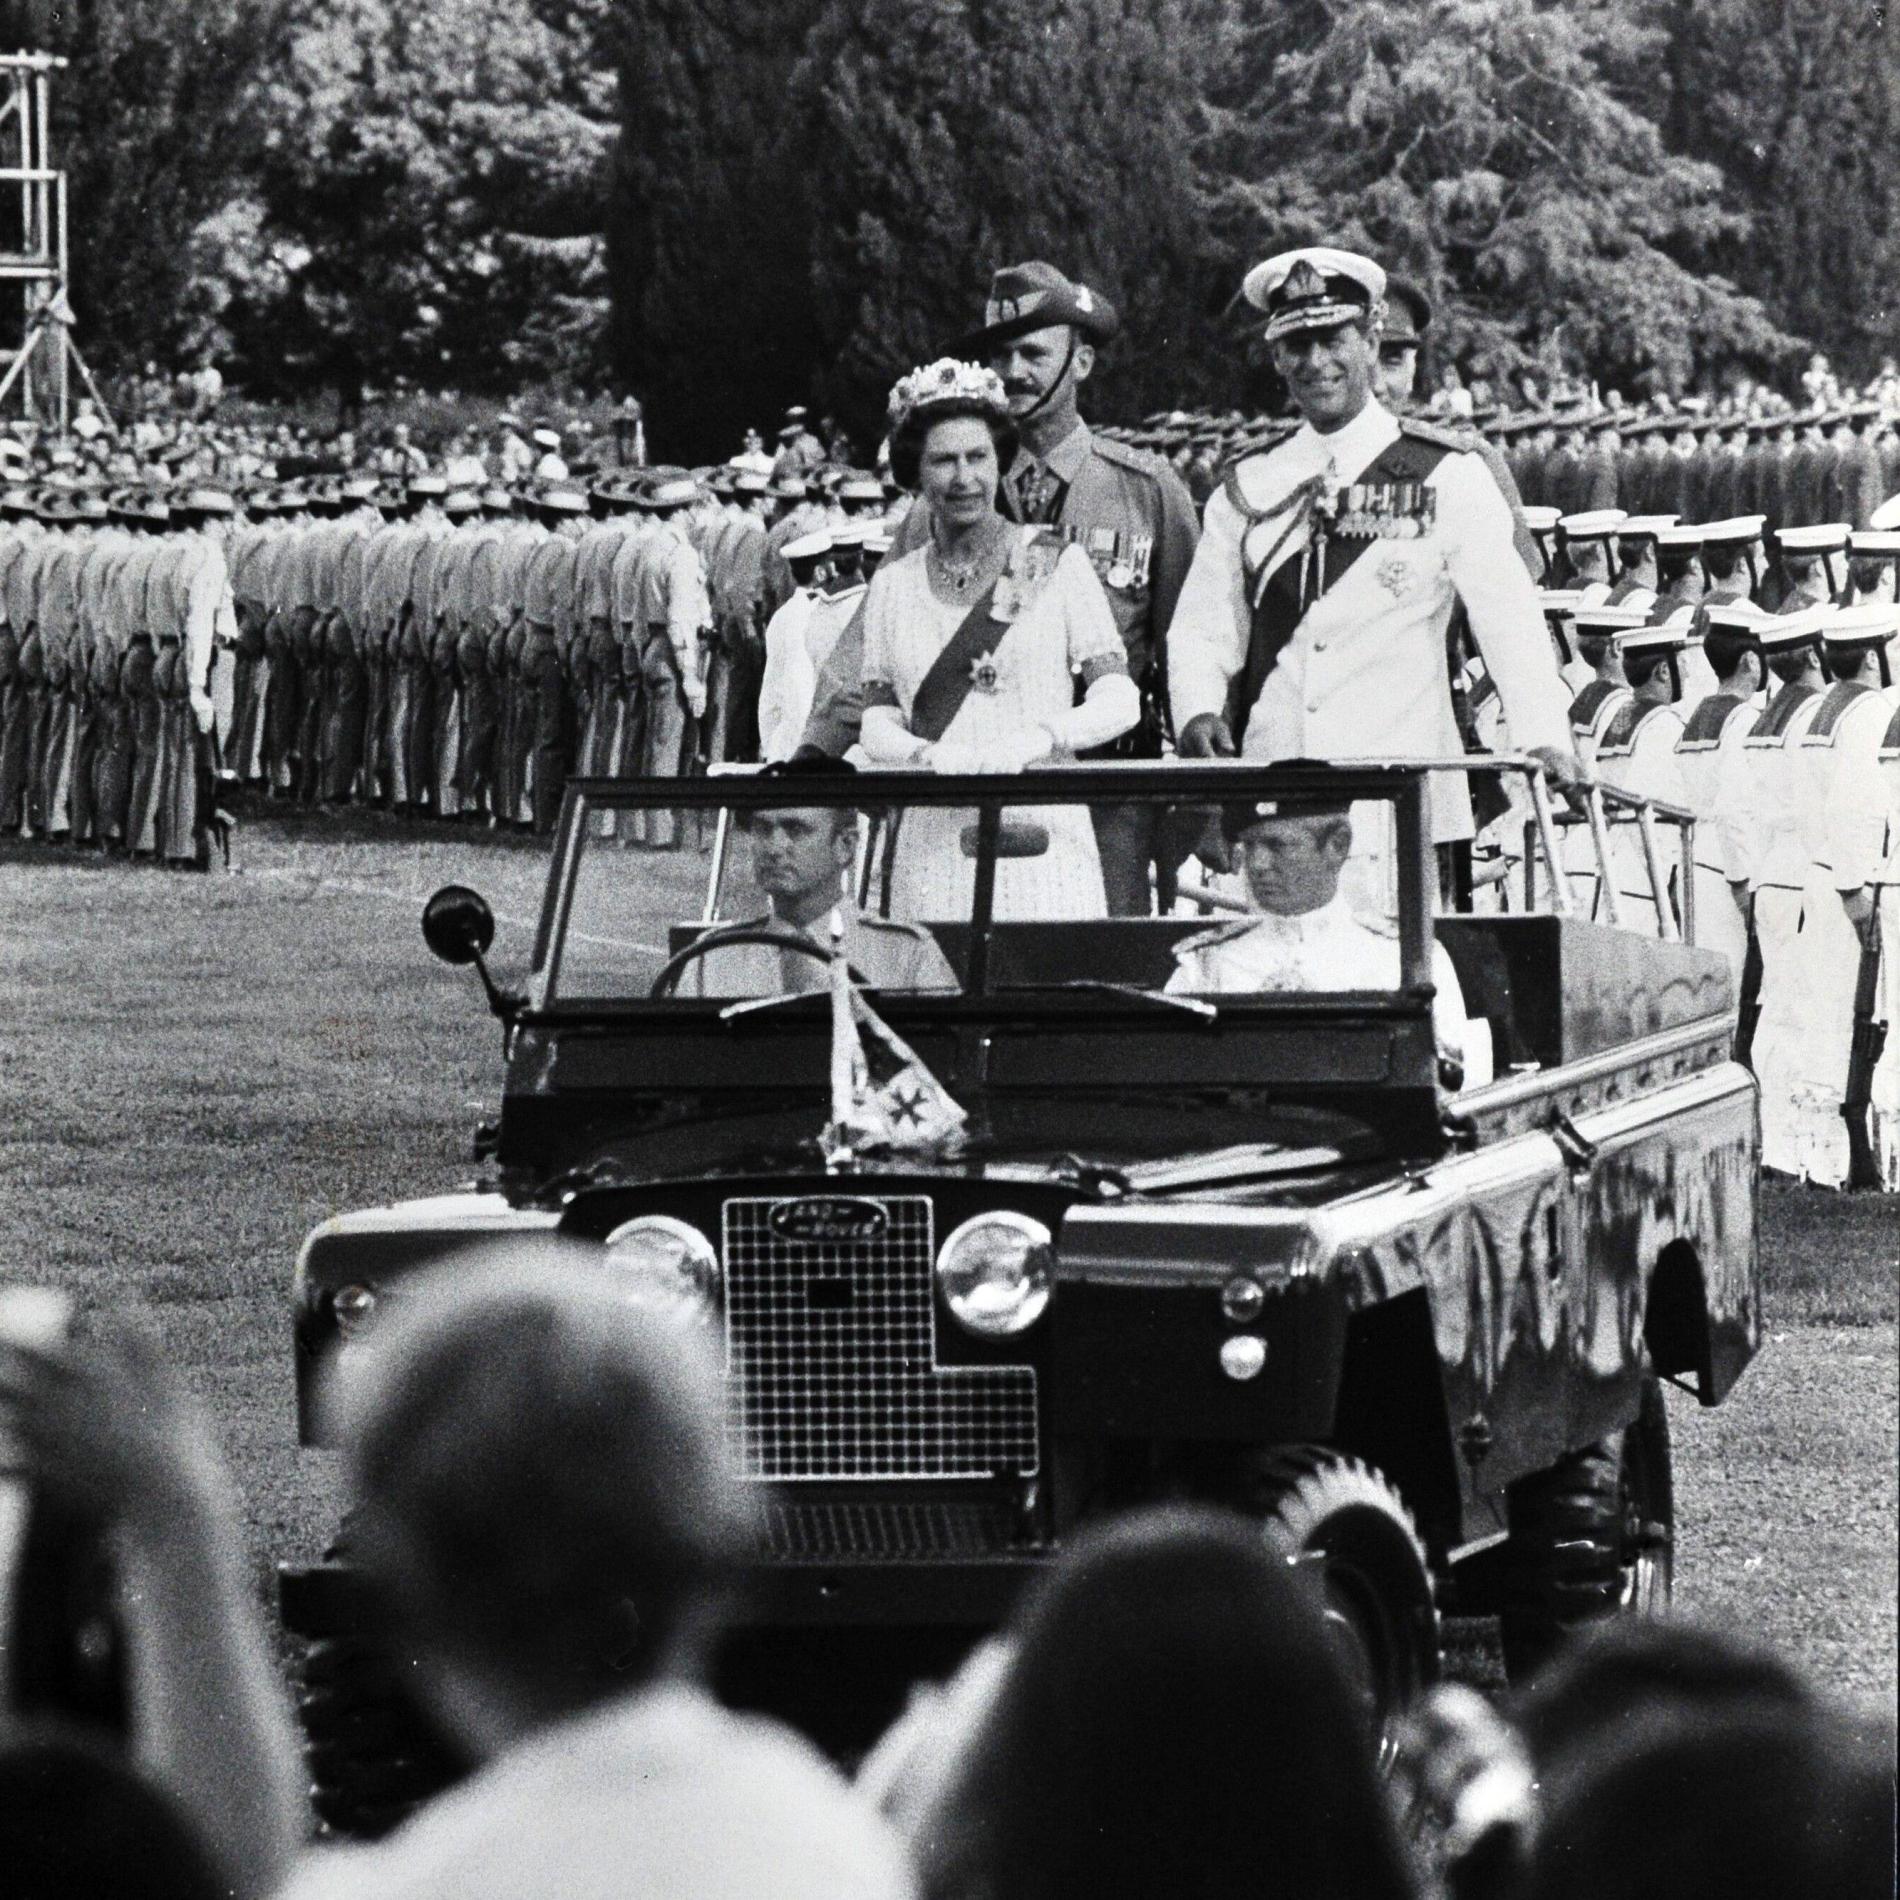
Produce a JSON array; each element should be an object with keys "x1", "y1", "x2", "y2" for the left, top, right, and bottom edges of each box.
[{"x1": 0, "y1": 1, "x2": 1893, "y2": 1893}]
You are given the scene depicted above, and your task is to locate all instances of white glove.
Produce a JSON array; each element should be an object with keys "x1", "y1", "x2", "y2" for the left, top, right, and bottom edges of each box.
[
  {"x1": 971, "y1": 727, "x2": 1050, "y2": 774},
  {"x1": 685, "y1": 681, "x2": 707, "y2": 721},
  {"x1": 926, "y1": 739, "x2": 979, "y2": 775}
]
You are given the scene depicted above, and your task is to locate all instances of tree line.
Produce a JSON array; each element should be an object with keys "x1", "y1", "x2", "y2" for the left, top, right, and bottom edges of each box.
[{"x1": 2, "y1": 0, "x2": 1891, "y2": 458}]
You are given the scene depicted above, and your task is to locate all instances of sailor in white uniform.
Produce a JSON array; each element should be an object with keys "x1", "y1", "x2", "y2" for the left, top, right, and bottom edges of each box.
[
  {"x1": 1595, "y1": 619, "x2": 1694, "y2": 936},
  {"x1": 1556, "y1": 511, "x2": 1627, "y2": 607},
  {"x1": 1739, "y1": 608, "x2": 1833, "y2": 1175},
  {"x1": 754, "y1": 531, "x2": 832, "y2": 762},
  {"x1": 1796, "y1": 604, "x2": 1900, "y2": 1185},
  {"x1": 1674, "y1": 600, "x2": 1768, "y2": 977}
]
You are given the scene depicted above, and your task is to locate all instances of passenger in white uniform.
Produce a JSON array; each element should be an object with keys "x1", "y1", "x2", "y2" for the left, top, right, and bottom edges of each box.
[
  {"x1": 1738, "y1": 609, "x2": 1832, "y2": 1175},
  {"x1": 1674, "y1": 600, "x2": 1768, "y2": 977},
  {"x1": 1796, "y1": 604, "x2": 1900, "y2": 1185},
  {"x1": 1166, "y1": 797, "x2": 1479, "y2": 1084}
]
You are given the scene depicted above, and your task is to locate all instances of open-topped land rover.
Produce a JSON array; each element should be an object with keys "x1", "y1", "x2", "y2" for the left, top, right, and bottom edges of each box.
[{"x1": 280, "y1": 760, "x2": 1758, "y2": 1831}]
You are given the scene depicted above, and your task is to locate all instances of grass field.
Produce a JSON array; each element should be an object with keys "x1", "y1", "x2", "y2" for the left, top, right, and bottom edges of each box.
[{"x1": 2, "y1": 804, "x2": 1894, "y2": 1704}]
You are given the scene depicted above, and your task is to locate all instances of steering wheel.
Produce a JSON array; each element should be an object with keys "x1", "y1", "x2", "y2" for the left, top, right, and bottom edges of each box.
[{"x1": 649, "y1": 925, "x2": 872, "y2": 997}]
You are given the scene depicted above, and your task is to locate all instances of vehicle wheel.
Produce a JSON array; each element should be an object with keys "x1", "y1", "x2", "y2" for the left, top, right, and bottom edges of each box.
[
  {"x1": 1499, "y1": 1374, "x2": 1674, "y2": 1683},
  {"x1": 297, "y1": 1633, "x2": 464, "y2": 1839},
  {"x1": 1245, "y1": 1446, "x2": 1441, "y2": 1767}
]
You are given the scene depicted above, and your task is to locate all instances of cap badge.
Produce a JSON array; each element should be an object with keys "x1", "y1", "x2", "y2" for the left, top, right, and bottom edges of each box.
[
  {"x1": 969, "y1": 651, "x2": 1002, "y2": 695},
  {"x1": 1283, "y1": 260, "x2": 1327, "y2": 301}
]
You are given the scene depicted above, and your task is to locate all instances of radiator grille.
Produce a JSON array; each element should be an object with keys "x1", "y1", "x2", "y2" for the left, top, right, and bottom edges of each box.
[
  {"x1": 757, "y1": 1496, "x2": 1023, "y2": 1561},
  {"x1": 722, "y1": 1195, "x2": 1039, "y2": 1481}
]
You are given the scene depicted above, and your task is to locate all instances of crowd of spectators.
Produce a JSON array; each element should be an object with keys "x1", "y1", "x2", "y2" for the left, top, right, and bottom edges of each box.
[{"x1": 0, "y1": 1253, "x2": 1890, "y2": 1900}]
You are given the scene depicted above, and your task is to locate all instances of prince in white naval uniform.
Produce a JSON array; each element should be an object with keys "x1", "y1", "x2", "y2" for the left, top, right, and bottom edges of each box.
[{"x1": 1169, "y1": 248, "x2": 1580, "y2": 844}]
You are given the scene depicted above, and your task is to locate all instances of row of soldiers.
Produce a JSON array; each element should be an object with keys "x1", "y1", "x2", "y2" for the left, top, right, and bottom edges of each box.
[
  {"x1": 1110, "y1": 401, "x2": 1899, "y2": 534},
  {"x1": 0, "y1": 462, "x2": 904, "y2": 859},
  {"x1": 0, "y1": 486, "x2": 237, "y2": 865},
  {"x1": 1469, "y1": 502, "x2": 1900, "y2": 1188}
]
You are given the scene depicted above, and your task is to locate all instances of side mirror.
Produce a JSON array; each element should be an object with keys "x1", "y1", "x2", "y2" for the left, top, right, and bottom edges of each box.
[
  {"x1": 422, "y1": 885, "x2": 495, "y2": 967},
  {"x1": 423, "y1": 886, "x2": 521, "y2": 1052}
]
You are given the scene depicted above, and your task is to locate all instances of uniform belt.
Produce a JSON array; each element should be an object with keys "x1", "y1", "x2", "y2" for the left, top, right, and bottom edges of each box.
[
  {"x1": 127, "y1": 632, "x2": 154, "y2": 646},
  {"x1": 156, "y1": 635, "x2": 182, "y2": 647}
]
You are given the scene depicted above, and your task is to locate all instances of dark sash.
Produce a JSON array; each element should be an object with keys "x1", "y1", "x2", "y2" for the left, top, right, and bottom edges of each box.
[
  {"x1": 1228, "y1": 433, "x2": 1454, "y2": 741},
  {"x1": 909, "y1": 575, "x2": 1013, "y2": 744}
]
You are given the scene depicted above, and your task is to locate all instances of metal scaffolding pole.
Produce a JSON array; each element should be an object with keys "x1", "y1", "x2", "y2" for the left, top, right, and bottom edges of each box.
[{"x1": 0, "y1": 48, "x2": 95, "y2": 434}]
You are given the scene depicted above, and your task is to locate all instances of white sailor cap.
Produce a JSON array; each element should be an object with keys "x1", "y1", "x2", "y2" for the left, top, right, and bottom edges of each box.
[
  {"x1": 1558, "y1": 509, "x2": 1628, "y2": 541},
  {"x1": 1615, "y1": 515, "x2": 1679, "y2": 540},
  {"x1": 1654, "y1": 524, "x2": 1705, "y2": 551},
  {"x1": 1757, "y1": 606, "x2": 1827, "y2": 653},
  {"x1": 1615, "y1": 620, "x2": 1697, "y2": 655},
  {"x1": 1871, "y1": 495, "x2": 1900, "y2": 531},
  {"x1": 1849, "y1": 529, "x2": 1900, "y2": 560},
  {"x1": 1821, "y1": 601, "x2": 1900, "y2": 648},
  {"x1": 1569, "y1": 602, "x2": 1653, "y2": 634},
  {"x1": 1537, "y1": 588, "x2": 1583, "y2": 614},
  {"x1": 1776, "y1": 522, "x2": 1850, "y2": 553},
  {"x1": 1699, "y1": 515, "x2": 1767, "y2": 545},
  {"x1": 1521, "y1": 505, "x2": 1561, "y2": 534},
  {"x1": 1701, "y1": 599, "x2": 1770, "y2": 636},
  {"x1": 1242, "y1": 247, "x2": 1386, "y2": 342},
  {"x1": 532, "y1": 427, "x2": 562, "y2": 450},
  {"x1": 862, "y1": 528, "x2": 894, "y2": 556},
  {"x1": 782, "y1": 530, "x2": 833, "y2": 563}
]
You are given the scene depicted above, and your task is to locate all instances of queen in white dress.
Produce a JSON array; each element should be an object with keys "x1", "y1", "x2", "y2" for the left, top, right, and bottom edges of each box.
[{"x1": 857, "y1": 360, "x2": 1139, "y2": 919}]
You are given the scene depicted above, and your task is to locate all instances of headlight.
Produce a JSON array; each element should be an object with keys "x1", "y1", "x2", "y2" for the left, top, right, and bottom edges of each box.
[
  {"x1": 602, "y1": 1216, "x2": 721, "y2": 1325},
  {"x1": 332, "y1": 1284, "x2": 378, "y2": 1340},
  {"x1": 936, "y1": 1212, "x2": 1054, "y2": 1337}
]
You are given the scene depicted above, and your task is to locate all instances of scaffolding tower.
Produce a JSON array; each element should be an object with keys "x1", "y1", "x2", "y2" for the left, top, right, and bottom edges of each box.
[{"x1": 0, "y1": 49, "x2": 107, "y2": 433}]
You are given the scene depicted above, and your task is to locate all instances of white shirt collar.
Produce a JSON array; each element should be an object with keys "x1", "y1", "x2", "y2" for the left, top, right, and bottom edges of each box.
[{"x1": 1291, "y1": 397, "x2": 1399, "y2": 476}]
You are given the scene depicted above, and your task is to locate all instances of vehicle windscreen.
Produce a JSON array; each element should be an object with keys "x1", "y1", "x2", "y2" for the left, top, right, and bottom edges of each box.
[{"x1": 534, "y1": 769, "x2": 1433, "y2": 1010}]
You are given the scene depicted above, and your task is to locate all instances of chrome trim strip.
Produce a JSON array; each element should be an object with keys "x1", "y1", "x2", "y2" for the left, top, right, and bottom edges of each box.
[{"x1": 1450, "y1": 1014, "x2": 1735, "y2": 1118}]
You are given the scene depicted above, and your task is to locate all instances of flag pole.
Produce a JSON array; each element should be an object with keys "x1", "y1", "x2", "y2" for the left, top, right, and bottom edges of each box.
[{"x1": 823, "y1": 904, "x2": 855, "y2": 1170}]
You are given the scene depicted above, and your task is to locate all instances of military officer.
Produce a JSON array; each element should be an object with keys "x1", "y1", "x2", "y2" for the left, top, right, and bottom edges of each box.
[
  {"x1": 1168, "y1": 247, "x2": 1581, "y2": 848},
  {"x1": 1376, "y1": 278, "x2": 1537, "y2": 574},
  {"x1": 681, "y1": 803, "x2": 959, "y2": 997},
  {"x1": 631, "y1": 475, "x2": 713, "y2": 849}
]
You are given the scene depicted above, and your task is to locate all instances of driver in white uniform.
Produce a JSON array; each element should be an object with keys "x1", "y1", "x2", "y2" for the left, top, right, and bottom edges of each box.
[
  {"x1": 1166, "y1": 798, "x2": 1475, "y2": 1079},
  {"x1": 682, "y1": 805, "x2": 960, "y2": 996}
]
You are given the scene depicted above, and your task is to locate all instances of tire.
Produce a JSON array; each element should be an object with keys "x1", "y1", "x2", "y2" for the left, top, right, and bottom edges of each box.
[
  {"x1": 1245, "y1": 1446, "x2": 1442, "y2": 1767},
  {"x1": 1499, "y1": 1374, "x2": 1674, "y2": 1683},
  {"x1": 297, "y1": 1633, "x2": 464, "y2": 1839}
]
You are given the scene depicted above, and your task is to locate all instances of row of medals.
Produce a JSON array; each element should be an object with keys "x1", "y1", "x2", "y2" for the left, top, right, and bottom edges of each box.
[{"x1": 1328, "y1": 481, "x2": 1438, "y2": 541}]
